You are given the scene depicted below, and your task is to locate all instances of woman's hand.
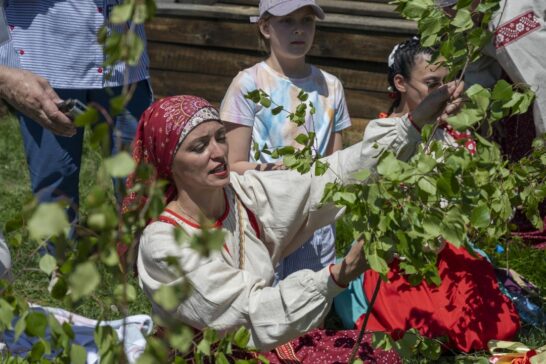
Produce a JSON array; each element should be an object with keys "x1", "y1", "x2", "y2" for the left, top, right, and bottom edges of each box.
[
  {"x1": 329, "y1": 240, "x2": 369, "y2": 286},
  {"x1": 264, "y1": 161, "x2": 286, "y2": 171},
  {"x1": 411, "y1": 80, "x2": 464, "y2": 129}
]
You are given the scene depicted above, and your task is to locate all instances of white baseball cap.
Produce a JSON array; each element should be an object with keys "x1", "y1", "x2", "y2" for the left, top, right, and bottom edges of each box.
[{"x1": 250, "y1": 0, "x2": 325, "y2": 23}]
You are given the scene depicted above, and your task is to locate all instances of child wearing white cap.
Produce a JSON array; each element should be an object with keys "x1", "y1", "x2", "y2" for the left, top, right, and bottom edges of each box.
[{"x1": 220, "y1": 0, "x2": 351, "y2": 282}]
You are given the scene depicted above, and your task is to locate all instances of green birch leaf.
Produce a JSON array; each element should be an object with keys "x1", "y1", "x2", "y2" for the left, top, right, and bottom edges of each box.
[
  {"x1": 133, "y1": 4, "x2": 148, "y2": 24},
  {"x1": 233, "y1": 326, "x2": 251, "y2": 348},
  {"x1": 367, "y1": 253, "x2": 389, "y2": 275},
  {"x1": 297, "y1": 90, "x2": 309, "y2": 101},
  {"x1": 447, "y1": 108, "x2": 482, "y2": 131},
  {"x1": 70, "y1": 344, "x2": 88, "y2": 364},
  {"x1": 110, "y1": 95, "x2": 126, "y2": 116},
  {"x1": 113, "y1": 283, "x2": 137, "y2": 303},
  {"x1": 153, "y1": 285, "x2": 180, "y2": 311},
  {"x1": 471, "y1": 205, "x2": 491, "y2": 228},
  {"x1": 196, "y1": 338, "x2": 211, "y2": 356},
  {"x1": 452, "y1": 9, "x2": 473, "y2": 32},
  {"x1": 440, "y1": 224, "x2": 464, "y2": 247},
  {"x1": 110, "y1": 3, "x2": 133, "y2": 24},
  {"x1": 352, "y1": 169, "x2": 371, "y2": 181},
  {"x1": 314, "y1": 160, "x2": 328, "y2": 176},
  {"x1": 244, "y1": 90, "x2": 261, "y2": 103},
  {"x1": 215, "y1": 352, "x2": 230, "y2": 364},
  {"x1": 28, "y1": 203, "x2": 70, "y2": 241},
  {"x1": 271, "y1": 106, "x2": 283, "y2": 115},
  {"x1": 417, "y1": 154, "x2": 437, "y2": 174},
  {"x1": 69, "y1": 262, "x2": 100, "y2": 300},
  {"x1": 422, "y1": 215, "x2": 442, "y2": 237},
  {"x1": 333, "y1": 191, "x2": 357, "y2": 204},
  {"x1": 377, "y1": 152, "x2": 406, "y2": 179},
  {"x1": 492, "y1": 80, "x2": 513, "y2": 101},
  {"x1": 25, "y1": 312, "x2": 48, "y2": 337},
  {"x1": 29, "y1": 341, "x2": 46, "y2": 361},
  {"x1": 466, "y1": 84, "x2": 490, "y2": 112},
  {"x1": 169, "y1": 326, "x2": 193, "y2": 353},
  {"x1": 0, "y1": 299, "x2": 14, "y2": 329},
  {"x1": 14, "y1": 316, "x2": 26, "y2": 341},
  {"x1": 104, "y1": 151, "x2": 136, "y2": 178},
  {"x1": 372, "y1": 332, "x2": 393, "y2": 351},
  {"x1": 295, "y1": 134, "x2": 308, "y2": 145},
  {"x1": 418, "y1": 177, "x2": 437, "y2": 195},
  {"x1": 39, "y1": 254, "x2": 57, "y2": 276},
  {"x1": 259, "y1": 96, "x2": 271, "y2": 108}
]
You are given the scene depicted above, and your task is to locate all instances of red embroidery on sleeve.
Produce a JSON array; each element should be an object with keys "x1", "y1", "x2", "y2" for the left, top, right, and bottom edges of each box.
[{"x1": 495, "y1": 11, "x2": 541, "y2": 49}]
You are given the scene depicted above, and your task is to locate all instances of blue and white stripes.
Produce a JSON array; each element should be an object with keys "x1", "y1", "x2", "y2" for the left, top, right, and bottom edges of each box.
[{"x1": 2, "y1": 0, "x2": 148, "y2": 89}]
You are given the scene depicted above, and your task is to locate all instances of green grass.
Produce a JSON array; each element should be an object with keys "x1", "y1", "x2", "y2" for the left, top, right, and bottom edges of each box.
[{"x1": 0, "y1": 114, "x2": 150, "y2": 320}]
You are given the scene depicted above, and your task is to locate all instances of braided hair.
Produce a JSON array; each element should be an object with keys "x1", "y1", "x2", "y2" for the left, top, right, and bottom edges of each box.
[{"x1": 387, "y1": 37, "x2": 435, "y2": 114}]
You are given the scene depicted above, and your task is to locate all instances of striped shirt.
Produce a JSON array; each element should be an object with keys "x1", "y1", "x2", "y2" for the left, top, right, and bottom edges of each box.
[
  {"x1": 2, "y1": 0, "x2": 148, "y2": 89},
  {"x1": 0, "y1": 1, "x2": 18, "y2": 68}
]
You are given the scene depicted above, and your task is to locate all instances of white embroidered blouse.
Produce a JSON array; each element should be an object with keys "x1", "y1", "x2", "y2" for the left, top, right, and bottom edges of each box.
[{"x1": 137, "y1": 115, "x2": 422, "y2": 350}]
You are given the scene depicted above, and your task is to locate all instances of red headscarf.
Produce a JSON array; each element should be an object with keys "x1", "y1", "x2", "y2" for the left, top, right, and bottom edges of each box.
[
  {"x1": 118, "y1": 96, "x2": 221, "y2": 269},
  {"x1": 121, "y1": 95, "x2": 222, "y2": 213}
]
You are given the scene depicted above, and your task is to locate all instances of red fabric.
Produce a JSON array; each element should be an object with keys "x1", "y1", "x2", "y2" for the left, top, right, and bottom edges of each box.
[
  {"x1": 357, "y1": 244, "x2": 520, "y2": 353},
  {"x1": 260, "y1": 329, "x2": 401, "y2": 364},
  {"x1": 159, "y1": 329, "x2": 401, "y2": 364},
  {"x1": 441, "y1": 124, "x2": 476, "y2": 155},
  {"x1": 117, "y1": 95, "x2": 221, "y2": 262}
]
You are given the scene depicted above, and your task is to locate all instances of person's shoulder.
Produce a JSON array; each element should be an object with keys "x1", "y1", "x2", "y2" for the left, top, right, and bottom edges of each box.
[
  {"x1": 140, "y1": 220, "x2": 176, "y2": 247},
  {"x1": 368, "y1": 115, "x2": 405, "y2": 124},
  {"x1": 310, "y1": 66, "x2": 346, "y2": 94},
  {"x1": 228, "y1": 63, "x2": 263, "y2": 89},
  {"x1": 313, "y1": 66, "x2": 342, "y2": 84},
  {"x1": 240, "y1": 62, "x2": 265, "y2": 80}
]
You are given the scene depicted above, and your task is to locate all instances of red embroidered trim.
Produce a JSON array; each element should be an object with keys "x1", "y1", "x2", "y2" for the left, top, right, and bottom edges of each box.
[
  {"x1": 275, "y1": 342, "x2": 301, "y2": 363},
  {"x1": 159, "y1": 211, "x2": 232, "y2": 256},
  {"x1": 495, "y1": 10, "x2": 541, "y2": 49},
  {"x1": 407, "y1": 112, "x2": 421, "y2": 132},
  {"x1": 157, "y1": 215, "x2": 179, "y2": 226}
]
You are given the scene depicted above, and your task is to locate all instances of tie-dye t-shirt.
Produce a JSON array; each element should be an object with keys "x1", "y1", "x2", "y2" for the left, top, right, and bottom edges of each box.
[{"x1": 220, "y1": 62, "x2": 351, "y2": 163}]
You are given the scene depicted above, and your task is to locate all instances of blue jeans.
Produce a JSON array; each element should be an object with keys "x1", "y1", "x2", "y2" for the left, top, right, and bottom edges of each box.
[
  {"x1": 274, "y1": 224, "x2": 336, "y2": 283},
  {"x1": 19, "y1": 79, "x2": 153, "y2": 224}
]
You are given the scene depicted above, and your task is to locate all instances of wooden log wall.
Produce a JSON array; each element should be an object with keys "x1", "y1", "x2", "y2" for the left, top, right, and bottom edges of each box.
[{"x1": 146, "y1": 0, "x2": 416, "y2": 140}]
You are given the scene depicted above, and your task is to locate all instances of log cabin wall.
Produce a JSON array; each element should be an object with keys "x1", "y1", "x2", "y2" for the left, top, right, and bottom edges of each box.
[{"x1": 146, "y1": 0, "x2": 416, "y2": 140}]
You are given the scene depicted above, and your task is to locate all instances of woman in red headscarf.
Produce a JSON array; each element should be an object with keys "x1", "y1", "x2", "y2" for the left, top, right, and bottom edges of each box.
[{"x1": 121, "y1": 91, "x2": 461, "y2": 363}]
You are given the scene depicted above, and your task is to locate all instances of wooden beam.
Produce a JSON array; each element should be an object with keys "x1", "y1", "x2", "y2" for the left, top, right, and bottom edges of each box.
[
  {"x1": 147, "y1": 42, "x2": 389, "y2": 93},
  {"x1": 145, "y1": 16, "x2": 410, "y2": 63},
  {"x1": 153, "y1": 3, "x2": 416, "y2": 33},
  {"x1": 219, "y1": 0, "x2": 402, "y2": 19}
]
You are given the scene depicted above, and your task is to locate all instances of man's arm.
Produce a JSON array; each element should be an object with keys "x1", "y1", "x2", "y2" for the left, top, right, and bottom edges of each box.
[{"x1": 0, "y1": 66, "x2": 76, "y2": 137}]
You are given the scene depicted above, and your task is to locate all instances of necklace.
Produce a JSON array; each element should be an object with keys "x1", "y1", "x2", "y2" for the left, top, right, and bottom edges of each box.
[
  {"x1": 174, "y1": 188, "x2": 247, "y2": 269},
  {"x1": 174, "y1": 200, "x2": 202, "y2": 225}
]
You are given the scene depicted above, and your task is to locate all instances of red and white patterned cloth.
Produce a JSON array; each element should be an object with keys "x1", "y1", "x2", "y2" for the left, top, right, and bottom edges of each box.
[{"x1": 494, "y1": 10, "x2": 541, "y2": 49}]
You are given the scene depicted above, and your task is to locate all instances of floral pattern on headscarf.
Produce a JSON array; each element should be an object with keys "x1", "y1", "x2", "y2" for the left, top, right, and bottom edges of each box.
[{"x1": 121, "y1": 95, "x2": 221, "y2": 213}]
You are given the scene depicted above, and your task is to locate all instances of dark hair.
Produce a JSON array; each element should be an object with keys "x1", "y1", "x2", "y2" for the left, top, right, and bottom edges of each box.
[{"x1": 387, "y1": 37, "x2": 434, "y2": 113}]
